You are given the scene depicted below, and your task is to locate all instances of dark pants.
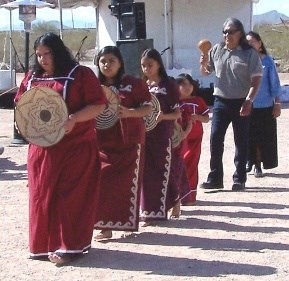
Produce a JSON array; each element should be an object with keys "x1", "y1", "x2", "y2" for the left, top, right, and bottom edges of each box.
[
  {"x1": 207, "y1": 96, "x2": 250, "y2": 184},
  {"x1": 248, "y1": 106, "x2": 278, "y2": 169}
]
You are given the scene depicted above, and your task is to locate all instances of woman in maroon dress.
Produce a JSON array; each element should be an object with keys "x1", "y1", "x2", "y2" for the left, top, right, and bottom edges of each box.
[
  {"x1": 94, "y1": 46, "x2": 152, "y2": 239},
  {"x1": 140, "y1": 48, "x2": 181, "y2": 226},
  {"x1": 15, "y1": 32, "x2": 106, "y2": 265}
]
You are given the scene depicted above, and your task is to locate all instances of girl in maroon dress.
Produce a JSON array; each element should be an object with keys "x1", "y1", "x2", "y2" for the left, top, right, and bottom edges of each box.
[
  {"x1": 176, "y1": 73, "x2": 209, "y2": 205},
  {"x1": 140, "y1": 48, "x2": 181, "y2": 226},
  {"x1": 15, "y1": 32, "x2": 106, "y2": 265},
  {"x1": 94, "y1": 46, "x2": 152, "y2": 239}
]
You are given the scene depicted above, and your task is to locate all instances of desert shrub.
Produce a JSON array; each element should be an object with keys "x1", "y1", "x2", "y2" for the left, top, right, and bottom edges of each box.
[
  {"x1": 253, "y1": 24, "x2": 289, "y2": 72},
  {"x1": 1, "y1": 23, "x2": 288, "y2": 73},
  {"x1": 0, "y1": 26, "x2": 96, "y2": 72}
]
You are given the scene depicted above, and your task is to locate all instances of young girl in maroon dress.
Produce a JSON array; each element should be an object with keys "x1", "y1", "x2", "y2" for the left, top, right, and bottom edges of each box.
[
  {"x1": 140, "y1": 48, "x2": 181, "y2": 225},
  {"x1": 176, "y1": 73, "x2": 209, "y2": 205},
  {"x1": 94, "y1": 46, "x2": 152, "y2": 239},
  {"x1": 15, "y1": 32, "x2": 106, "y2": 265}
]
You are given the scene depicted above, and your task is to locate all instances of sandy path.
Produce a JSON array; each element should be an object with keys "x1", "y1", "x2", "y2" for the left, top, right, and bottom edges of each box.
[{"x1": 1, "y1": 102, "x2": 289, "y2": 280}]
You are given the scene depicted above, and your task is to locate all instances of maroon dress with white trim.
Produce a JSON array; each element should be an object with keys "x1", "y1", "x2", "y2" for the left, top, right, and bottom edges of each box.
[
  {"x1": 140, "y1": 78, "x2": 180, "y2": 221},
  {"x1": 167, "y1": 131, "x2": 190, "y2": 208},
  {"x1": 94, "y1": 75, "x2": 151, "y2": 231},
  {"x1": 14, "y1": 65, "x2": 106, "y2": 258}
]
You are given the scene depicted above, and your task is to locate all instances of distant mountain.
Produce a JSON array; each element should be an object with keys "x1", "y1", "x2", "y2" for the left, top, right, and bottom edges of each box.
[
  {"x1": 33, "y1": 20, "x2": 71, "y2": 30},
  {"x1": 253, "y1": 10, "x2": 289, "y2": 26},
  {"x1": 0, "y1": 19, "x2": 96, "y2": 31}
]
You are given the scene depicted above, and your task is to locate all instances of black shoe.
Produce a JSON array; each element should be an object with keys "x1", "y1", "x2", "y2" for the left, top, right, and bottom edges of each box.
[
  {"x1": 246, "y1": 161, "x2": 253, "y2": 173},
  {"x1": 232, "y1": 182, "x2": 245, "y2": 191},
  {"x1": 200, "y1": 181, "x2": 224, "y2": 190},
  {"x1": 254, "y1": 167, "x2": 264, "y2": 178}
]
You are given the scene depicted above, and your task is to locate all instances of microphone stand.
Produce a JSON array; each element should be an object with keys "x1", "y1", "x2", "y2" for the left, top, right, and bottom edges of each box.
[{"x1": 75, "y1": 36, "x2": 88, "y2": 62}]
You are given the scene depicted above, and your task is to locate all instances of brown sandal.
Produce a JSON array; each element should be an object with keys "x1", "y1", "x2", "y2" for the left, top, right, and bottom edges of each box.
[
  {"x1": 48, "y1": 253, "x2": 80, "y2": 266},
  {"x1": 94, "y1": 230, "x2": 113, "y2": 240},
  {"x1": 140, "y1": 221, "x2": 156, "y2": 227}
]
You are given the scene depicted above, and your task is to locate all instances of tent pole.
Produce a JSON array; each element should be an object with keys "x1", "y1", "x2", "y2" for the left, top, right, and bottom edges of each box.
[
  {"x1": 164, "y1": 0, "x2": 169, "y2": 68},
  {"x1": 9, "y1": 8, "x2": 14, "y2": 87},
  {"x1": 95, "y1": 6, "x2": 99, "y2": 54},
  {"x1": 170, "y1": 0, "x2": 173, "y2": 68},
  {"x1": 58, "y1": 0, "x2": 63, "y2": 39}
]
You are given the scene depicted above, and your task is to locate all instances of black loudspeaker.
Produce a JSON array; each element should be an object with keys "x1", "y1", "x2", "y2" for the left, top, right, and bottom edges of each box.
[
  {"x1": 118, "y1": 2, "x2": 146, "y2": 40},
  {"x1": 109, "y1": 0, "x2": 133, "y2": 16},
  {"x1": 116, "y1": 39, "x2": 153, "y2": 77}
]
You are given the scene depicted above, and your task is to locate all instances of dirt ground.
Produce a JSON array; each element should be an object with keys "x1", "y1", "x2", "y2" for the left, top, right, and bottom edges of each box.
[{"x1": 1, "y1": 77, "x2": 289, "y2": 280}]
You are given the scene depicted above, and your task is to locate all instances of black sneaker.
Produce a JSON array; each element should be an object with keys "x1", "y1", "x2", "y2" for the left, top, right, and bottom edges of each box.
[
  {"x1": 232, "y1": 182, "x2": 245, "y2": 191},
  {"x1": 254, "y1": 167, "x2": 264, "y2": 178},
  {"x1": 246, "y1": 161, "x2": 253, "y2": 173},
  {"x1": 200, "y1": 181, "x2": 224, "y2": 190}
]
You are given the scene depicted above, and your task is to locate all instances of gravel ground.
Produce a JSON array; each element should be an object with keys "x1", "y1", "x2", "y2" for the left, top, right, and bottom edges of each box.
[{"x1": 0, "y1": 84, "x2": 289, "y2": 281}]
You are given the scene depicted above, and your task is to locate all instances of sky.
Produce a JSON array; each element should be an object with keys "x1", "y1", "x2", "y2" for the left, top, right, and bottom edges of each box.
[
  {"x1": 0, "y1": 0, "x2": 289, "y2": 30},
  {"x1": 253, "y1": 0, "x2": 289, "y2": 15},
  {"x1": 0, "y1": 6, "x2": 96, "y2": 30}
]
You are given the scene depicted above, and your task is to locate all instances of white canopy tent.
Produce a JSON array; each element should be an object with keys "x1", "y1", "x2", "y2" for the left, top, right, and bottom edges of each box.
[{"x1": 0, "y1": 0, "x2": 99, "y2": 8}]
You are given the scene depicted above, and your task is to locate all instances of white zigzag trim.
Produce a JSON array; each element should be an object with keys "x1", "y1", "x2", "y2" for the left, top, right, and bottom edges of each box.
[
  {"x1": 140, "y1": 139, "x2": 172, "y2": 218},
  {"x1": 94, "y1": 144, "x2": 141, "y2": 230}
]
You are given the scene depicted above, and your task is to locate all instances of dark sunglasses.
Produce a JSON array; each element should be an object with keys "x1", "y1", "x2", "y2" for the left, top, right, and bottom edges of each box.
[{"x1": 222, "y1": 29, "x2": 239, "y2": 35}]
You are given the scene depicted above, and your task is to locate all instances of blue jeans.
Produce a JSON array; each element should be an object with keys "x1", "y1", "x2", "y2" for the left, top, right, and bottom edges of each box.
[{"x1": 207, "y1": 96, "x2": 250, "y2": 184}]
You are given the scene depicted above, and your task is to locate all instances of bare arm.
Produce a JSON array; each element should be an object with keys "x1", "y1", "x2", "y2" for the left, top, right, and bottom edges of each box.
[
  {"x1": 273, "y1": 97, "x2": 281, "y2": 118},
  {"x1": 191, "y1": 113, "x2": 210, "y2": 124}
]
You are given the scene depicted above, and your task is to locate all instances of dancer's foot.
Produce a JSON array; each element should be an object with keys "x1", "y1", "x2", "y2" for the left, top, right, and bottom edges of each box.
[
  {"x1": 48, "y1": 253, "x2": 80, "y2": 266},
  {"x1": 140, "y1": 221, "x2": 156, "y2": 227},
  {"x1": 94, "y1": 230, "x2": 112, "y2": 240},
  {"x1": 169, "y1": 200, "x2": 181, "y2": 218}
]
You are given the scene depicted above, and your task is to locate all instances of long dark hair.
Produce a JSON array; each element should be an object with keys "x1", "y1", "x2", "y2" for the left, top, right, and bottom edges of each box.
[
  {"x1": 222, "y1": 17, "x2": 251, "y2": 50},
  {"x1": 175, "y1": 73, "x2": 200, "y2": 96},
  {"x1": 33, "y1": 32, "x2": 77, "y2": 76},
  {"x1": 246, "y1": 31, "x2": 268, "y2": 55},
  {"x1": 95, "y1": 46, "x2": 125, "y2": 88},
  {"x1": 141, "y1": 48, "x2": 169, "y2": 81}
]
